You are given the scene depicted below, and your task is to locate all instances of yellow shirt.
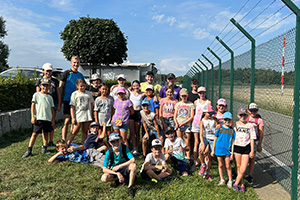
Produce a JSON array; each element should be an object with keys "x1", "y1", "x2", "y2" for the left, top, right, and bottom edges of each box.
[{"x1": 140, "y1": 82, "x2": 162, "y2": 97}]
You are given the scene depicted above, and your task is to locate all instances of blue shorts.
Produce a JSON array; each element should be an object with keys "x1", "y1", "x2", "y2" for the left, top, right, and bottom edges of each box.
[
  {"x1": 178, "y1": 125, "x2": 191, "y2": 133},
  {"x1": 200, "y1": 138, "x2": 214, "y2": 153},
  {"x1": 113, "y1": 122, "x2": 129, "y2": 132},
  {"x1": 143, "y1": 130, "x2": 164, "y2": 140},
  {"x1": 163, "y1": 117, "x2": 175, "y2": 128},
  {"x1": 113, "y1": 166, "x2": 129, "y2": 179},
  {"x1": 170, "y1": 155, "x2": 189, "y2": 175}
]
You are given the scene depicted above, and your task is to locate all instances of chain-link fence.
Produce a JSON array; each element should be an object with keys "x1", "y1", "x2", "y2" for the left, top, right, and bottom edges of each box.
[{"x1": 189, "y1": 27, "x2": 298, "y2": 198}]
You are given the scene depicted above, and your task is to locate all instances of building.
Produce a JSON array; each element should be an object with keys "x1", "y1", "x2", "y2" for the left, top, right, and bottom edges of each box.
[{"x1": 78, "y1": 62, "x2": 157, "y2": 83}]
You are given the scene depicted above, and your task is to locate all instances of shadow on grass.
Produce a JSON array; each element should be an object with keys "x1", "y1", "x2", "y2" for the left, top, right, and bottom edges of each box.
[{"x1": 0, "y1": 127, "x2": 33, "y2": 149}]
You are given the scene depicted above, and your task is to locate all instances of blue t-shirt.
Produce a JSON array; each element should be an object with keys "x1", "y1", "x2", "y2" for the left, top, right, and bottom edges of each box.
[
  {"x1": 56, "y1": 144, "x2": 89, "y2": 163},
  {"x1": 142, "y1": 96, "x2": 160, "y2": 113},
  {"x1": 83, "y1": 133, "x2": 103, "y2": 149},
  {"x1": 215, "y1": 125, "x2": 235, "y2": 156},
  {"x1": 61, "y1": 69, "x2": 85, "y2": 101},
  {"x1": 103, "y1": 145, "x2": 134, "y2": 169}
]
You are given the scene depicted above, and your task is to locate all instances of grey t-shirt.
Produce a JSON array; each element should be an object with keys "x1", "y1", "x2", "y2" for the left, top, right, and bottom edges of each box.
[
  {"x1": 94, "y1": 95, "x2": 114, "y2": 126},
  {"x1": 32, "y1": 92, "x2": 54, "y2": 121},
  {"x1": 140, "y1": 110, "x2": 157, "y2": 132}
]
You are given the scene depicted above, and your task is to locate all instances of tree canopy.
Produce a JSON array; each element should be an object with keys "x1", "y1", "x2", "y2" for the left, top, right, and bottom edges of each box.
[
  {"x1": 60, "y1": 16, "x2": 128, "y2": 67},
  {"x1": 0, "y1": 17, "x2": 9, "y2": 69}
]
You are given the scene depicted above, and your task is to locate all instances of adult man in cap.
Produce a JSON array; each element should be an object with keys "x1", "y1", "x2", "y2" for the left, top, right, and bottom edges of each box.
[{"x1": 159, "y1": 73, "x2": 182, "y2": 100}]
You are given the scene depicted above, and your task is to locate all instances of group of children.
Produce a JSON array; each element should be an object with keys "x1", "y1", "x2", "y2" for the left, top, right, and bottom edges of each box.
[{"x1": 21, "y1": 64, "x2": 264, "y2": 197}]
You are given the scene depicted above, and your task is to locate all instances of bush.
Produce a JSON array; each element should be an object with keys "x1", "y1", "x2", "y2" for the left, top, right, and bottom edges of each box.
[{"x1": 0, "y1": 73, "x2": 36, "y2": 112}]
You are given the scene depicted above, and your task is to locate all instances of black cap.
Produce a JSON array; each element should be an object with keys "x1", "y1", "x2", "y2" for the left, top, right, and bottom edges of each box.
[
  {"x1": 146, "y1": 71, "x2": 154, "y2": 76},
  {"x1": 167, "y1": 73, "x2": 176, "y2": 79}
]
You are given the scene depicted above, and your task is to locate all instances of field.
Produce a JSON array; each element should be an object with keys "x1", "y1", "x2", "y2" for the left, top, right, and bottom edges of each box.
[
  {"x1": 0, "y1": 126, "x2": 259, "y2": 200},
  {"x1": 218, "y1": 85, "x2": 294, "y2": 116}
]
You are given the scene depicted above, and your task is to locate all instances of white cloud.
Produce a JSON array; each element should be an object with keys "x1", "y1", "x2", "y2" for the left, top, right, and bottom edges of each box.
[
  {"x1": 48, "y1": 0, "x2": 77, "y2": 12},
  {"x1": 152, "y1": 14, "x2": 165, "y2": 23},
  {"x1": 193, "y1": 28, "x2": 211, "y2": 40},
  {"x1": 158, "y1": 57, "x2": 192, "y2": 73},
  {"x1": 177, "y1": 21, "x2": 194, "y2": 29},
  {"x1": 166, "y1": 16, "x2": 176, "y2": 26}
]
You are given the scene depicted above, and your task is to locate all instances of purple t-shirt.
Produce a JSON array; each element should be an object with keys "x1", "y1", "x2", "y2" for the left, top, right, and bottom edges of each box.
[
  {"x1": 159, "y1": 85, "x2": 182, "y2": 100},
  {"x1": 112, "y1": 99, "x2": 133, "y2": 125}
]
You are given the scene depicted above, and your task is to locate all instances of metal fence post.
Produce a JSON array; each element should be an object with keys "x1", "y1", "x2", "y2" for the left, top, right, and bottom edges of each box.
[
  {"x1": 230, "y1": 18, "x2": 255, "y2": 103},
  {"x1": 207, "y1": 47, "x2": 222, "y2": 99},
  {"x1": 198, "y1": 59, "x2": 209, "y2": 88},
  {"x1": 193, "y1": 65, "x2": 201, "y2": 85},
  {"x1": 195, "y1": 62, "x2": 204, "y2": 86},
  {"x1": 202, "y1": 54, "x2": 214, "y2": 103},
  {"x1": 216, "y1": 36, "x2": 234, "y2": 114}
]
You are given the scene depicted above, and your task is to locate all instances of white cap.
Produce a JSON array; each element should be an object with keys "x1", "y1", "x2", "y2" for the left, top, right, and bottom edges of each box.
[
  {"x1": 145, "y1": 84, "x2": 154, "y2": 90},
  {"x1": 42, "y1": 63, "x2": 53, "y2": 71},
  {"x1": 91, "y1": 73, "x2": 101, "y2": 81},
  {"x1": 117, "y1": 74, "x2": 126, "y2": 80},
  {"x1": 151, "y1": 139, "x2": 162, "y2": 147}
]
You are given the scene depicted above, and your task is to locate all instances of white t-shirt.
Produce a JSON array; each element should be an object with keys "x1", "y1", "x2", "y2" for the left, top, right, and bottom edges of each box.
[
  {"x1": 202, "y1": 118, "x2": 216, "y2": 140},
  {"x1": 164, "y1": 137, "x2": 187, "y2": 160},
  {"x1": 70, "y1": 91, "x2": 94, "y2": 122},
  {"x1": 141, "y1": 152, "x2": 166, "y2": 173}
]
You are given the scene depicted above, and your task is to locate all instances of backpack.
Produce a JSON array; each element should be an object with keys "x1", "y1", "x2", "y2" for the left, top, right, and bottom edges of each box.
[
  {"x1": 108, "y1": 144, "x2": 129, "y2": 168},
  {"x1": 246, "y1": 115, "x2": 261, "y2": 140}
]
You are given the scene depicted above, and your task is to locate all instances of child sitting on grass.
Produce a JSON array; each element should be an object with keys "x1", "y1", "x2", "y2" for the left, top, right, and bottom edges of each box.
[
  {"x1": 48, "y1": 122, "x2": 107, "y2": 168},
  {"x1": 141, "y1": 139, "x2": 172, "y2": 183},
  {"x1": 211, "y1": 112, "x2": 235, "y2": 188},
  {"x1": 22, "y1": 78, "x2": 55, "y2": 158},
  {"x1": 101, "y1": 132, "x2": 137, "y2": 197},
  {"x1": 164, "y1": 127, "x2": 189, "y2": 176}
]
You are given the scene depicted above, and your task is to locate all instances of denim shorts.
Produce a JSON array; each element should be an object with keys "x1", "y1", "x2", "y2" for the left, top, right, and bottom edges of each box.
[
  {"x1": 200, "y1": 138, "x2": 214, "y2": 153},
  {"x1": 178, "y1": 125, "x2": 191, "y2": 133},
  {"x1": 163, "y1": 117, "x2": 175, "y2": 128},
  {"x1": 113, "y1": 122, "x2": 129, "y2": 132}
]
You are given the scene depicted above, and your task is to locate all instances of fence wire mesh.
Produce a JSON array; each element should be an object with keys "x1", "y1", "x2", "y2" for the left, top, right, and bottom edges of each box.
[{"x1": 190, "y1": 27, "x2": 298, "y2": 197}]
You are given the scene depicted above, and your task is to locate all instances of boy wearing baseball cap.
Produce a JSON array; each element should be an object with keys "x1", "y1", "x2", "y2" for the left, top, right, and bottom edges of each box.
[
  {"x1": 35, "y1": 63, "x2": 61, "y2": 147},
  {"x1": 23, "y1": 78, "x2": 55, "y2": 157},
  {"x1": 101, "y1": 132, "x2": 137, "y2": 197},
  {"x1": 141, "y1": 139, "x2": 172, "y2": 183},
  {"x1": 88, "y1": 73, "x2": 102, "y2": 100}
]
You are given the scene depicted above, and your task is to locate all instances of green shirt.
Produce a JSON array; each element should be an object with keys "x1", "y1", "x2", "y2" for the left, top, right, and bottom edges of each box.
[{"x1": 32, "y1": 92, "x2": 54, "y2": 121}]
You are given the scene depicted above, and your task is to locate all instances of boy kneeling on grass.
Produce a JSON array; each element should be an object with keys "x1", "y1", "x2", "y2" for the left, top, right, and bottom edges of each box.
[
  {"x1": 48, "y1": 122, "x2": 107, "y2": 167},
  {"x1": 141, "y1": 139, "x2": 172, "y2": 183},
  {"x1": 164, "y1": 127, "x2": 189, "y2": 176},
  {"x1": 101, "y1": 132, "x2": 137, "y2": 197}
]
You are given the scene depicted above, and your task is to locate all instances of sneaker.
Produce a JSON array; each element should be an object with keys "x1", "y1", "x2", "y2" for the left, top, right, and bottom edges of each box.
[
  {"x1": 128, "y1": 186, "x2": 135, "y2": 197},
  {"x1": 151, "y1": 178, "x2": 158, "y2": 183},
  {"x1": 233, "y1": 184, "x2": 239, "y2": 192},
  {"x1": 198, "y1": 164, "x2": 206, "y2": 175},
  {"x1": 132, "y1": 149, "x2": 139, "y2": 156},
  {"x1": 42, "y1": 148, "x2": 50, "y2": 154},
  {"x1": 48, "y1": 141, "x2": 55, "y2": 147},
  {"x1": 204, "y1": 174, "x2": 213, "y2": 181},
  {"x1": 218, "y1": 179, "x2": 225, "y2": 186},
  {"x1": 22, "y1": 151, "x2": 32, "y2": 158},
  {"x1": 227, "y1": 180, "x2": 233, "y2": 188},
  {"x1": 245, "y1": 175, "x2": 253, "y2": 185},
  {"x1": 240, "y1": 185, "x2": 246, "y2": 193}
]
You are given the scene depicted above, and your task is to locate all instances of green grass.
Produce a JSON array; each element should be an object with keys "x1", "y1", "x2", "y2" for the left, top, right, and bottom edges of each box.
[{"x1": 0, "y1": 126, "x2": 259, "y2": 200}]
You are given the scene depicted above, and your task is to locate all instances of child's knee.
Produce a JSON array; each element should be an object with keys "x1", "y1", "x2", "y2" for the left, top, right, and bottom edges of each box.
[
  {"x1": 101, "y1": 174, "x2": 109, "y2": 182},
  {"x1": 129, "y1": 163, "x2": 137, "y2": 171}
]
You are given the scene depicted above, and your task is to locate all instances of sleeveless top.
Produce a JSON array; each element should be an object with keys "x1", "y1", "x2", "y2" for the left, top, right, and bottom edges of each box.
[
  {"x1": 192, "y1": 99, "x2": 208, "y2": 126},
  {"x1": 202, "y1": 118, "x2": 216, "y2": 140},
  {"x1": 129, "y1": 91, "x2": 143, "y2": 109}
]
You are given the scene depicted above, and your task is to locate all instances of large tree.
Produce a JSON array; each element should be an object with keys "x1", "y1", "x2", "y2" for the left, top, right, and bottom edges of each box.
[
  {"x1": 60, "y1": 16, "x2": 128, "y2": 71},
  {"x1": 0, "y1": 17, "x2": 9, "y2": 69}
]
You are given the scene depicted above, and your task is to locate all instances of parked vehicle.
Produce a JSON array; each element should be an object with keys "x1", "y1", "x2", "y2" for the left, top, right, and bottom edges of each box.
[{"x1": 0, "y1": 67, "x2": 63, "y2": 79}]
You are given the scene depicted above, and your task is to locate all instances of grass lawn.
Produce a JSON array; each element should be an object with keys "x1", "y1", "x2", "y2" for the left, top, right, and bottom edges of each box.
[{"x1": 0, "y1": 126, "x2": 259, "y2": 200}]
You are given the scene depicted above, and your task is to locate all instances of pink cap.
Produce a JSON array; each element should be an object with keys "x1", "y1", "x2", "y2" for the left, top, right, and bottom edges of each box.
[
  {"x1": 203, "y1": 104, "x2": 215, "y2": 113},
  {"x1": 217, "y1": 98, "x2": 227, "y2": 106},
  {"x1": 116, "y1": 87, "x2": 126, "y2": 94}
]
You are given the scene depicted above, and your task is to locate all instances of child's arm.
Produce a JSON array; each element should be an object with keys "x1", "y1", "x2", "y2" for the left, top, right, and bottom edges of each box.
[
  {"x1": 112, "y1": 157, "x2": 135, "y2": 171},
  {"x1": 51, "y1": 107, "x2": 55, "y2": 128},
  {"x1": 94, "y1": 111, "x2": 99, "y2": 123},
  {"x1": 159, "y1": 104, "x2": 167, "y2": 130},
  {"x1": 141, "y1": 115, "x2": 149, "y2": 141},
  {"x1": 100, "y1": 122, "x2": 106, "y2": 139},
  {"x1": 257, "y1": 123, "x2": 264, "y2": 152},
  {"x1": 199, "y1": 120, "x2": 205, "y2": 153},
  {"x1": 110, "y1": 84, "x2": 117, "y2": 92},
  {"x1": 36, "y1": 85, "x2": 40, "y2": 92},
  {"x1": 173, "y1": 106, "x2": 179, "y2": 129},
  {"x1": 31, "y1": 102, "x2": 36, "y2": 124},
  {"x1": 70, "y1": 105, "x2": 76, "y2": 125},
  {"x1": 68, "y1": 145, "x2": 86, "y2": 152},
  {"x1": 144, "y1": 162, "x2": 164, "y2": 171},
  {"x1": 250, "y1": 139, "x2": 255, "y2": 158},
  {"x1": 48, "y1": 151, "x2": 63, "y2": 163},
  {"x1": 153, "y1": 115, "x2": 163, "y2": 141},
  {"x1": 211, "y1": 136, "x2": 217, "y2": 157},
  {"x1": 58, "y1": 81, "x2": 65, "y2": 110},
  {"x1": 230, "y1": 138, "x2": 235, "y2": 161},
  {"x1": 56, "y1": 85, "x2": 62, "y2": 112}
]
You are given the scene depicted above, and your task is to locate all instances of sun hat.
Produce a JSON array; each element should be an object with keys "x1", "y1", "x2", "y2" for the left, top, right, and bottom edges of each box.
[
  {"x1": 167, "y1": 73, "x2": 176, "y2": 79},
  {"x1": 40, "y1": 78, "x2": 51, "y2": 85},
  {"x1": 197, "y1": 86, "x2": 206, "y2": 92},
  {"x1": 109, "y1": 132, "x2": 121, "y2": 142},
  {"x1": 117, "y1": 74, "x2": 126, "y2": 80},
  {"x1": 116, "y1": 87, "x2": 126, "y2": 94},
  {"x1": 202, "y1": 104, "x2": 216, "y2": 114},
  {"x1": 91, "y1": 73, "x2": 101, "y2": 81},
  {"x1": 151, "y1": 139, "x2": 162, "y2": 147},
  {"x1": 180, "y1": 88, "x2": 189, "y2": 96},
  {"x1": 222, "y1": 112, "x2": 232, "y2": 119},
  {"x1": 248, "y1": 103, "x2": 259, "y2": 111},
  {"x1": 42, "y1": 63, "x2": 53, "y2": 71},
  {"x1": 145, "y1": 84, "x2": 154, "y2": 90}
]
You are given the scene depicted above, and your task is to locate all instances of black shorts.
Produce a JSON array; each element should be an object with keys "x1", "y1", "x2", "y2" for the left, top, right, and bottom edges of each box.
[
  {"x1": 63, "y1": 101, "x2": 70, "y2": 115},
  {"x1": 33, "y1": 120, "x2": 53, "y2": 134},
  {"x1": 129, "y1": 110, "x2": 141, "y2": 122},
  {"x1": 141, "y1": 169, "x2": 162, "y2": 179},
  {"x1": 234, "y1": 144, "x2": 251, "y2": 155},
  {"x1": 113, "y1": 166, "x2": 129, "y2": 179}
]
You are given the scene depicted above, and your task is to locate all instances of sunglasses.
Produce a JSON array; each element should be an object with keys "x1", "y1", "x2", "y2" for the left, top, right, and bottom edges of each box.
[{"x1": 110, "y1": 139, "x2": 120, "y2": 144}]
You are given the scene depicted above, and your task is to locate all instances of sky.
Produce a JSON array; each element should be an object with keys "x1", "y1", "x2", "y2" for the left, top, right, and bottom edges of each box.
[{"x1": 1, "y1": 0, "x2": 299, "y2": 76}]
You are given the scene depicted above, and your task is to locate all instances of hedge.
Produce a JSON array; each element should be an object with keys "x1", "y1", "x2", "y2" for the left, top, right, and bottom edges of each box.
[{"x1": 0, "y1": 75, "x2": 131, "y2": 112}]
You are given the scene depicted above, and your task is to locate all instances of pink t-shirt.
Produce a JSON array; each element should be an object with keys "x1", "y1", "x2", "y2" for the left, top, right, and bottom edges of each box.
[
  {"x1": 234, "y1": 123, "x2": 256, "y2": 147},
  {"x1": 159, "y1": 98, "x2": 178, "y2": 118}
]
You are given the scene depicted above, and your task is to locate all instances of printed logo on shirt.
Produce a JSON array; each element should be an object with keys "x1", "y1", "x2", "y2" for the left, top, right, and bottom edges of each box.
[{"x1": 178, "y1": 105, "x2": 189, "y2": 117}]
